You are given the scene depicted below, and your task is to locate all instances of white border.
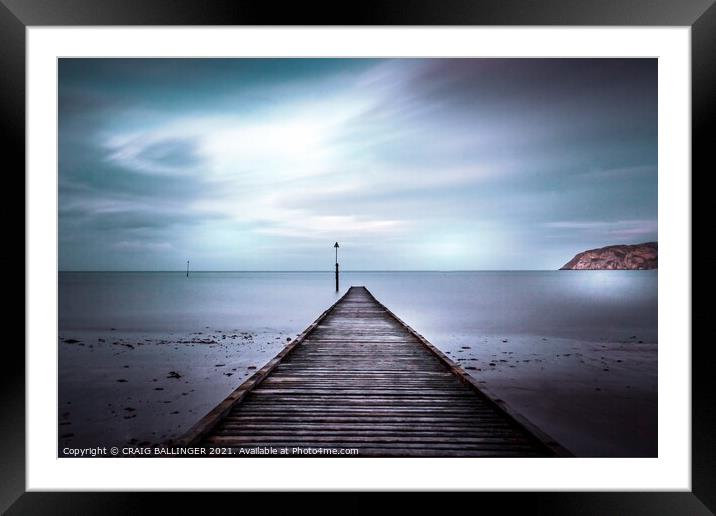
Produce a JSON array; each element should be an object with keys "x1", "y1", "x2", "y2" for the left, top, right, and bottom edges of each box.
[{"x1": 27, "y1": 27, "x2": 691, "y2": 491}]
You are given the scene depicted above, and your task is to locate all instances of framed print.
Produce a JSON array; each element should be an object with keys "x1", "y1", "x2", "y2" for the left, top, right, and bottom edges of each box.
[{"x1": 4, "y1": 0, "x2": 712, "y2": 512}]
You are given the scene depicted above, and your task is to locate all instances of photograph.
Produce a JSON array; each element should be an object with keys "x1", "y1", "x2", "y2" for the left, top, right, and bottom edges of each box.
[{"x1": 58, "y1": 57, "x2": 658, "y2": 459}]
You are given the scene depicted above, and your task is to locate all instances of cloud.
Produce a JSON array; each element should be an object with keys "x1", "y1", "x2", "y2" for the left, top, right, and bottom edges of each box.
[
  {"x1": 112, "y1": 240, "x2": 175, "y2": 252},
  {"x1": 59, "y1": 58, "x2": 658, "y2": 270},
  {"x1": 544, "y1": 219, "x2": 658, "y2": 240},
  {"x1": 107, "y1": 135, "x2": 204, "y2": 176},
  {"x1": 255, "y1": 215, "x2": 410, "y2": 240}
]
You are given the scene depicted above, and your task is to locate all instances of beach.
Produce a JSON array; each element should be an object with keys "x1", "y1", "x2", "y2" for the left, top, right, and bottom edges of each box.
[{"x1": 59, "y1": 270, "x2": 657, "y2": 457}]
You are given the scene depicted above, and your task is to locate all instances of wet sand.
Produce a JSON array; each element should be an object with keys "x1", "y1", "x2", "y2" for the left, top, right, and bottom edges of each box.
[
  {"x1": 58, "y1": 328, "x2": 292, "y2": 451},
  {"x1": 443, "y1": 334, "x2": 657, "y2": 457}
]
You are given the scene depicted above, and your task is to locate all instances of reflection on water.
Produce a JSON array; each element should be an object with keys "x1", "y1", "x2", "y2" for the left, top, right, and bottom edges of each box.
[{"x1": 60, "y1": 270, "x2": 657, "y2": 342}]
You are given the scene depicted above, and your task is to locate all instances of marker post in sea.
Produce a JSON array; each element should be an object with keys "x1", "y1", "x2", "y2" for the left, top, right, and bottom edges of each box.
[{"x1": 334, "y1": 242, "x2": 339, "y2": 292}]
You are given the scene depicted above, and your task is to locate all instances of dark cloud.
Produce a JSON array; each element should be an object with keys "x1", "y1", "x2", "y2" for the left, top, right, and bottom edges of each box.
[{"x1": 132, "y1": 137, "x2": 204, "y2": 171}]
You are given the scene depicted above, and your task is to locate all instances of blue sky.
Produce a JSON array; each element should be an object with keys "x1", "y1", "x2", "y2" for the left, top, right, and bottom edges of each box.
[{"x1": 59, "y1": 58, "x2": 657, "y2": 271}]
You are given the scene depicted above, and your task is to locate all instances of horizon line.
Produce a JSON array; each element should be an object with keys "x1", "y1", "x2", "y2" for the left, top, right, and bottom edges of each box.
[{"x1": 57, "y1": 269, "x2": 616, "y2": 273}]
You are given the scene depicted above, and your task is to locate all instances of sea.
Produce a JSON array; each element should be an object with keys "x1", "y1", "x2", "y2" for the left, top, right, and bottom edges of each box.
[{"x1": 59, "y1": 270, "x2": 657, "y2": 343}]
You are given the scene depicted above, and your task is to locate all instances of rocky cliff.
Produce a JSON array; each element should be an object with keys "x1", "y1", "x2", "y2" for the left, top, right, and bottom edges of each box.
[{"x1": 560, "y1": 242, "x2": 657, "y2": 270}]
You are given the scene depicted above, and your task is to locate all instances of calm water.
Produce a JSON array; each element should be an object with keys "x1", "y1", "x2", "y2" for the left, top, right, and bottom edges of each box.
[{"x1": 59, "y1": 271, "x2": 657, "y2": 343}]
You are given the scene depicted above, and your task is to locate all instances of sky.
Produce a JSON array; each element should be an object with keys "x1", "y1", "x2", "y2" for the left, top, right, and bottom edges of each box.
[{"x1": 59, "y1": 58, "x2": 657, "y2": 271}]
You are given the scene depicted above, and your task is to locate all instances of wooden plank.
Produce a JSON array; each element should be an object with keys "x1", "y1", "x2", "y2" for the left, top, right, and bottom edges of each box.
[
  {"x1": 216, "y1": 424, "x2": 515, "y2": 432},
  {"x1": 205, "y1": 436, "x2": 533, "y2": 445},
  {"x1": 221, "y1": 416, "x2": 514, "y2": 424}
]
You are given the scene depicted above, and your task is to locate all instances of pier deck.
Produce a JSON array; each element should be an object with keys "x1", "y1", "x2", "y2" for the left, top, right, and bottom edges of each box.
[{"x1": 177, "y1": 286, "x2": 568, "y2": 457}]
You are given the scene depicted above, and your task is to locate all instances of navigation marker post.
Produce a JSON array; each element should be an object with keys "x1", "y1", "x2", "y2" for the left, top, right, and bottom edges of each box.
[{"x1": 334, "y1": 242, "x2": 339, "y2": 292}]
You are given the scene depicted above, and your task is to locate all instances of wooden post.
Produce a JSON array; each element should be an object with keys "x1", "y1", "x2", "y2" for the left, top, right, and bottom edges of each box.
[{"x1": 334, "y1": 242, "x2": 339, "y2": 292}]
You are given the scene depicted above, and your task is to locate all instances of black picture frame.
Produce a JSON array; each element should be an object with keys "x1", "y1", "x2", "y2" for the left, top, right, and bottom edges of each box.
[{"x1": 4, "y1": 0, "x2": 711, "y2": 512}]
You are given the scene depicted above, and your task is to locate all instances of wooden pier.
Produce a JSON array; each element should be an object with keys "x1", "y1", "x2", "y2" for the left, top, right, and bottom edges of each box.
[{"x1": 176, "y1": 286, "x2": 569, "y2": 457}]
